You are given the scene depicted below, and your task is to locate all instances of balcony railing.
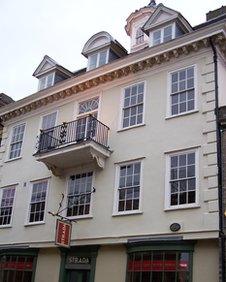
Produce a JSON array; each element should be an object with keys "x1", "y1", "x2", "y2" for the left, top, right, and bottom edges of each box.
[{"x1": 36, "y1": 116, "x2": 109, "y2": 154}]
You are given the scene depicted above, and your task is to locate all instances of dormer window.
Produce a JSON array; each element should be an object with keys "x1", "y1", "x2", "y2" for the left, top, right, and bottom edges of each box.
[
  {"x1": 82, "y1": 31, "x2": 127, "y2": 72},
  {"x1": 142, "y1": 4, "x2": 193, "y2": 48},
  {"x1": 88, "y1": 50, "x2": 108, "y2": 71},
  {"x1": 38, "y1": 73, "x2": 55, "y2": 90},
  {"x1": 136, "y1": 27, "x2": 145, "y2": 45},
  {"x1": 33, "y1": 55, "x2": 73, "y2": 91},
  {"x1": 152, "y1": 24, "x2": 173, "y2": 46}
]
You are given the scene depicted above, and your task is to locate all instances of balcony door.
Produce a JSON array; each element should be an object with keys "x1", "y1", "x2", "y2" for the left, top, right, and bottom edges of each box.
[
  {"x1": 68, "y1": 270, "x2": 90, "y2": 282},
  {"x1": 40, "y1": 111, "x2": 57, "y2": 150},
  {"x1": 76, "y1": 97, "x2": 99, "y2": 142}
]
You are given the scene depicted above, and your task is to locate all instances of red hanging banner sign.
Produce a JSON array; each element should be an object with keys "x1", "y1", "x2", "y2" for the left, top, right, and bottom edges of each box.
[{"x1": 55, "y1": 219, "x2": 72, "y2": 248}]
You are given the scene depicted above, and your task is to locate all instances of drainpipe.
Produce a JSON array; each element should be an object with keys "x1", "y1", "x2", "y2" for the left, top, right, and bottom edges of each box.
[{"x1": 210, "y1": 38, "x2": 225, "y2": 282}]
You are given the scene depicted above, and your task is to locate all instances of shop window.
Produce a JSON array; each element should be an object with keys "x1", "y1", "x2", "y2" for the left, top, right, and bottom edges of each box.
[
  {"x1": 127, "y1": 250, "x2": 192, "y2": 282},
  {"x1": 0, "y1": 255, "x2": 35, "y2": 282}
]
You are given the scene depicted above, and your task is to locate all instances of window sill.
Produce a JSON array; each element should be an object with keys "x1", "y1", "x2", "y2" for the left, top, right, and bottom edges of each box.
[
  {"x1": 24, "y1": 221, "x2": 45, "y2": 227},
  {"x1": 164, "y1": 204, "x2": 200, "y2": 211},
  {"x1": 0, "y1": 224, "x2": 12, "y2": 229},
  {"x1": 67, "y1": 215, "x2": 93, "y2": 220},
  {"x1": 112, "y1": 210, "x2": 143, "y2": 217},
  {"x1": 5, "y1": 156, "x2": 22, "y2": 163},
  {"x1": 165, "y1": 110, "x2": 199, "y2": 120},
  {"x1": 117, "y1": 123, "x2": 145, "y2": 133}
]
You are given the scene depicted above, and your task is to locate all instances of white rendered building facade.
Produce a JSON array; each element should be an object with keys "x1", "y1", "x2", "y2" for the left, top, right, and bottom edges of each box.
[{"x1": 0, "y1": 2, "x2": 226, "y2": 282}]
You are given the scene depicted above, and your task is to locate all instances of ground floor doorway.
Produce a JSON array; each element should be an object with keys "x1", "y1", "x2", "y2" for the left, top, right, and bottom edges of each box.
[{"x1": 68, "y1": 270, "x2": 90, "y2": 282}]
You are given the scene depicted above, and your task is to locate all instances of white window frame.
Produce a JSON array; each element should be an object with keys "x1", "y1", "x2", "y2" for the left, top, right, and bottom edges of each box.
[
  {"x1": 87, "y1": 49, "x2": 109, "y2": 71},
  {"x1": 38, "y1": 72, "x2": 55, "y2": 90},
  {"x1": 64, "y1": 171, "x2": 95, "y2": 219},
  {"x1": 26, "y1": 179, "x2": 49, "y2": 225},
  {"x1": 0, "y1": 185, "x2": 16, "y2": 228},
  {"x1": 165, "y1": 148, "x2": 199, "y2": 210},
  {"x1": 7, "y1": 123, "x2": 26, "y2": 161},
  {"x1": 113, "y1": 159, "x2": 143, "y2": 216},
  {"x1": 119, "y1": 81, "x2": 146, "y2": 130},
  {"x1": 77, "y1": 96, "x2": 100, "y2": 119},
  {"x1": 166, "y1": 64, "x2": 198, "y2": 118},
  {"x1": 151, "y1": 23, "x2": 175, "y2": 47}
]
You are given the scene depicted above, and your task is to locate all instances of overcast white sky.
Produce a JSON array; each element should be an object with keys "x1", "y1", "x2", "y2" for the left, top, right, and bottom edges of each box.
[{"x1": 0, "y1": 0, "x2": 225, "y2": 101}]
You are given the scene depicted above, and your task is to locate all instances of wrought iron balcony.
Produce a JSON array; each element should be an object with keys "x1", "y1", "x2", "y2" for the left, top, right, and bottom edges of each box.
[{"x1": 34, "y1": 116, "x2": 111, "y2": 176}]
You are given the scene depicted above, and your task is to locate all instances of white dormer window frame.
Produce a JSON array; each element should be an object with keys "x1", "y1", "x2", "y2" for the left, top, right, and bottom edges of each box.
[
  {"x1": 87, "y1": 49, "x2": 109, "y2": 71},
  {"x1": 38, "y1": 72, "x2": 55, "y2": 91},
  {"x1": 151, "y1": 23, "x2": 176, "y2": 47}
]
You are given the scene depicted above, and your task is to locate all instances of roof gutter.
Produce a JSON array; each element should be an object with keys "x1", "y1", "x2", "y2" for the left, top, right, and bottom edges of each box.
[{"x1": 210, "y1": 37, "x2": 225, "y2": 282}]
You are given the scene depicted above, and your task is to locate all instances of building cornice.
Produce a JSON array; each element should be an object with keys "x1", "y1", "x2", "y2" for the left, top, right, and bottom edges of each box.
[{"x1": 1, "y1": 24, "x2": 226, "y2": 123}]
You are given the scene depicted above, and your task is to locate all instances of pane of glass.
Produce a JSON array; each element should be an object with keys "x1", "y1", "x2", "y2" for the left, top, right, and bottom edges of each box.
[
  {"x1": 188, "y1": 178, "x2": 196, "y2": 191},
  {"x1": 188, "y1": 191, "x2": 196, "y2": 203},
  {"x1": 179, "y1": 192, "x2": 187, "y2": 205},
  {"x1": 187, "y1": 153, "x2": 195, "y2": 164},
  {"x1": 133, "y1": 199, "x2": 139, "y2": 210},
  {"x1": 172, "y1": 105, "x2": 178, "y2": 115},
  {"x1": 164, "y1": 26, "x2": 172, "y2": 38},
  {"x1": 171, "y1": 156, "x2": 178, "y2": 168},
  {"x1": 99, "y1": 50, "x2": 107, "y2": 66},
  {"x1": 23, "y1": 271, "x2": 32, "y2": 282},
  {"x1": 172, "y1": 94, "x2": 178, "y2": 105},
  {"x1": 179, "y1": 180, "x2": 187, "y2": 192},
  {"x1": 153, "y1": 30, "x2": 161, "y2": 45},
  {"x1": 118, "y1": 201, "x2": 125, "y2": 211},
  {"x1": 179, "y1": 92, "x2": 186, "y2": 102},
  {"x1": 119, "y1": 177, "x2": 125, "y2": 188},
  {"x1": 133, "y1": 272, "x2": 141, "y2": 282},
  {"x1": 187, "y1": 90, "x2": 194, "y2": 100},
  {"x1": 164, "y1": 272, "x2": 176, "y2": 282},
  {"x1": 130, "y1": 116, "x2": 136, "y2": 126},
  {"x1": 179, "y1": 81, "x2": 186, "y2": 91},
  {"x1": 126, "y1": 200, "x2": 133, "y2": 210},
  {"x1": 134, "y1": 163, "x2": 141, "y2": 173},
  {"x1": 172, "y1": 73, "x2": 178, "y2": 83},
  {"x1": 187, "y1": 78, "x2": 194, "y2": 89},
  {"x1": 179, "y1": 103, "x2": 186, "y2": 113},
  {"x1": 125, "y1": 88, "x2": 130, "y2": 98},
  {"x1": 178, "y1": 252, "x2": 190, "y2": 271},
  {"x1": 172, "y1": 83, "x2": 178, "y2": 93},
  {"x1": 89, "y1": 54, "x2": 98, "y2": 70},
  {"x1": 142, "y1": 272, "x2": 151, "y2": 282},
  {"x1": 179, "y1": 70, "x2": 186, "y2": 80},
  {"x1": 187, "y1": 100, "x2": 194, "y2": 111},
  {"x1": 179, "y1": 167, "x2": 186, "y2": 178},
  {"x1": 138, "y1": 83, "x2": 144, "y2": 94},
  {"x1": 171, "y1": 168, "x2": 178, "y2": 180},
  {"x1": 171, "y1": 182, "x2": 178, "y2": 193},
  {"x1": 46, "y1": 73, "x2": 54, "y2": 87},
  {"x1": 187, "y1": 165, "x2": 195, "y2": 177},
  {"x1": 119, "y1": 189, "x2": 126, "y2": 200},
  {"x1": 152, "y1": 272, "x2": 163, "y2": 280},
  {"x1": 179, "y1": 154, "x2": 186, "y2": 166},
  {"x1": 187, "y1": 67, "x2": 194, "y2": 78},
  {"x1": 123, "y1": 118, "x2": 129, "y2": 128}
]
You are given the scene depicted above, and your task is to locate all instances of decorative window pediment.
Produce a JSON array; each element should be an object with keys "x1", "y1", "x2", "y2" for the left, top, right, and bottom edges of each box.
[
  {"x1": 33, "y1": 55, "x2": 73, "y2": 90},
  {"x1": 82, "y1": 31, "x2": 127, "y2": 71},
  {"x1": 142, "y1": 4, "x2": 193, "y2": 41}
]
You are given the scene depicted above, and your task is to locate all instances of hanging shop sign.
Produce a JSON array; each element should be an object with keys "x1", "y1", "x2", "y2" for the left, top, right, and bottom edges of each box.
[{"x1": 55, "y1": 219, "x2": 72, "y2": 248}]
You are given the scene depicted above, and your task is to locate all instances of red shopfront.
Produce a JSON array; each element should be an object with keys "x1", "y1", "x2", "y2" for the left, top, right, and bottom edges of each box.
[
  {"x1": 0, "y1": 249, "x2": 38, "y2": 282},
  {"x1": 126, "y1": 241, "x2": 194, "y2": 282}
]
